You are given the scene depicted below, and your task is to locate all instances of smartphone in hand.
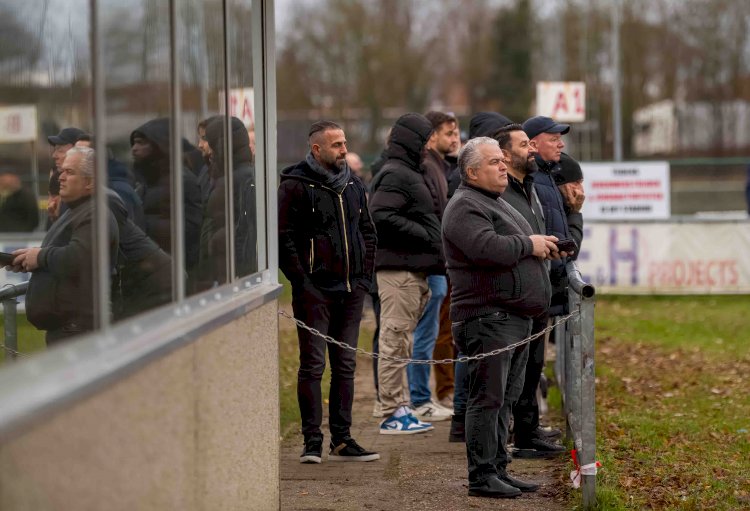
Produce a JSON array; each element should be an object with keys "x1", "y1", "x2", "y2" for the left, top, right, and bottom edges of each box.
[
  {"x1": 555, "y1": 239, "x2": 578, "y2": 254},
  {"x1": 0, "y1": 252, "x2": 16, "y2": 266}
]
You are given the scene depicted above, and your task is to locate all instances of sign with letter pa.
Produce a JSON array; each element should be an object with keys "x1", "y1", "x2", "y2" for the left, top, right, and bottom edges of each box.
[{"x1": 536, "y1": 82, "x2": 586, "y2": 123}]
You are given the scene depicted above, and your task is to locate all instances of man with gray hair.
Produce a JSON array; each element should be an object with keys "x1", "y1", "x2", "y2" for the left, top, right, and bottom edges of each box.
[
  {"x1": 441, "y1": 137, "x2": 560, "y2": 498},
  {"x1": 7, "y1": 146, "x2": 119, "y2": 345}
]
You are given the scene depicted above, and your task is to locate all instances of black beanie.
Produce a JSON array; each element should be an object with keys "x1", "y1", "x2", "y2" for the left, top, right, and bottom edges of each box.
[{"x1": 553, "y1": 153, "x2": 583, "y2": 185}]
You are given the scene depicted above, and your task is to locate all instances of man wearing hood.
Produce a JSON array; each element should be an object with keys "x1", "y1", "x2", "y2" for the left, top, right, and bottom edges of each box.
[
  {"x1": 368, "y1": 113, "x2": 442, "y2": 435},
  {"x1": 199, "y1": 116, "x2": 258, "y2": 285},
  {"x1": 130, "y1": 118, "x2": 202, "y2": 282},
  {"x1": 279, "y1": 120, "x2": 379, "y2": 464}
]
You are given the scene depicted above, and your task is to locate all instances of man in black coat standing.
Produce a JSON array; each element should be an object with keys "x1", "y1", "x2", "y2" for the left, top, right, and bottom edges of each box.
[{"x1": 279, "y1": 121, "x2": 379, "y2": 464}]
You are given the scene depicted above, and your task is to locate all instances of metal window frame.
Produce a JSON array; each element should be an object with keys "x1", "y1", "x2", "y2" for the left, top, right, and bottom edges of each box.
[{"x1": 0, "y1": 0, "x2": 279, "y2": 438}]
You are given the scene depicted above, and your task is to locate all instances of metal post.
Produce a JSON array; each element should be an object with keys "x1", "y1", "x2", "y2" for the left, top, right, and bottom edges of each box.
[
  {"x1": 579, "y1": 292, "x2": 597, "y2": 508},
  {"x1": 2, "y1": 299, "x2": 18, "y2": 361},
  {"x1": 612, "y1": 0, "x2": 623, "y2": 161},
  {"x1": 222, "y1": 0, "x2": 235, "y2": 283},
  {"x1": 169, "y1": 0, "x2": 185, "y2": 301}
]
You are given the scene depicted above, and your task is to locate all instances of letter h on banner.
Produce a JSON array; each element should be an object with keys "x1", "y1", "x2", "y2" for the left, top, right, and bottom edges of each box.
[{"x1": 609, "y1": 228, "x2": 638, "y2": 285}]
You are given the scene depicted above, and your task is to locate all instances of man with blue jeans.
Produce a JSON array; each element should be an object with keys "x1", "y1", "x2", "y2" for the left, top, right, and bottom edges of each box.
[{"x1": 442, "y1": 137, "x2": 559, "y2": 498}]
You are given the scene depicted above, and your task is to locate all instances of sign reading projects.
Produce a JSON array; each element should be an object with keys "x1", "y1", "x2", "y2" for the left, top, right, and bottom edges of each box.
[{"x1": 580, "y1": 161, "x2": 670, "y2": 220}]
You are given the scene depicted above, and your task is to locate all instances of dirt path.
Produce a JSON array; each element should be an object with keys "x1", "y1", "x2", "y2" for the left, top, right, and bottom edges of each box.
[{"x1": 279, "y1": 307, "x2": 571, "y2": 511}]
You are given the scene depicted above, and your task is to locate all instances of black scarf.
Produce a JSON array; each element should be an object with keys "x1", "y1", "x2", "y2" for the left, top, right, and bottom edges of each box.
[{"x1": 305, "y1": 152, "x2": 351, "y2": 193}]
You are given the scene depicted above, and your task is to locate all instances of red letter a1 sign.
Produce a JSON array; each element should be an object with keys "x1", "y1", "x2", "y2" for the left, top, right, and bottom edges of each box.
[{"x1": 536, "y1": 82, "x2": 586, "y2": 123}]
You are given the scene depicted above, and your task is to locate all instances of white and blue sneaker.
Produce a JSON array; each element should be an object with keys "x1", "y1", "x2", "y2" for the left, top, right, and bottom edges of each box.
[{"x1": 379, "y1": 409, "x2": 434, "y2": 435}]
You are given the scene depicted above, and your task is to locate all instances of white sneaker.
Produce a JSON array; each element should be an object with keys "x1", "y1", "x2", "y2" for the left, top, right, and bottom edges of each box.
[
  {"x1": 437, "y1": 396, "x2": 454, "y2": 412},
  {"x1": 413, "y1": 400, "x2": 452, "y2": 422}
]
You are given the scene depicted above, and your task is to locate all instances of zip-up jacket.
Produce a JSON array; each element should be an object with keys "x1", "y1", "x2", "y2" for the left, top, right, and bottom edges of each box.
[{"x1": 279, "y1": 160, "x2": 377, "y2": 294}]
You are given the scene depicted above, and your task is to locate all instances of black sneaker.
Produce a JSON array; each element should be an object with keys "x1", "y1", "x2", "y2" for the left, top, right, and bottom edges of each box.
[
  {"x1": 300, "y1": 435, "x2": 323, "y2": 464},
  {"x1": 513, "y1": 437, "x2": 566, "y2": 458},
  {"x1": 329, "y1": 437, "x2": 380, "y2": 462},
  {"x1": 533, "y1": 425, "x2": 562, "y2": 440}
]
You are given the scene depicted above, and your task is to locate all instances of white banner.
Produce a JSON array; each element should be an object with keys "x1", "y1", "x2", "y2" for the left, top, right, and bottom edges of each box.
[
  {"x1": 536, "y1": 81, "x2": 586, "y2": 122},
  {"x1": 576, "y1": 222, "x2": 750, "y2": 294},
  {"x1": 581, "y1": 161, "x2": 670, "y2": 220},
  {"x1": 0, "y1": 105, "x2": 37, "y2": 143}
]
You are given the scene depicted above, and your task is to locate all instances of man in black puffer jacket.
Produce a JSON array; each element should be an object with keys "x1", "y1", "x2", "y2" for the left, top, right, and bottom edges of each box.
[
  {"x1": 279, "y1": 120, "x2": 379, "y2": 465},
  {"x1": 368, "y1": 113, "x2": 442, "y2": 435}
]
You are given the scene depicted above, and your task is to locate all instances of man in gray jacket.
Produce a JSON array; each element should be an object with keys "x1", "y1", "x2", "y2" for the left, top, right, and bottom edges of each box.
[{"x1": 442, "y1": 137, "x2": 560, "y2": 498}]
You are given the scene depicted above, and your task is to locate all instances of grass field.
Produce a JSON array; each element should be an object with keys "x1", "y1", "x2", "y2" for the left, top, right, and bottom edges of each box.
[
  {"x1": 590, "y1": 295, "x2": 750, "y2": 510},
  {"x1": 0, "y1": 313, "x2": 46, "y2": 363}
]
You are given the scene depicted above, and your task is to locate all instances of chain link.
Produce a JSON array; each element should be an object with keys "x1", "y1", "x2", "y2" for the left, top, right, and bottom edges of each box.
[
  {"x1": 279, "y1": 309, "x2": 579, "y2": 365},
  {"x1": 1, "y1": 344, "x2": 26, "y2": 358}
]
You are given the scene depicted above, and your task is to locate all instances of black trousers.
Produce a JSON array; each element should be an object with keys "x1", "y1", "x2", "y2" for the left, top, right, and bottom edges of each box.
[
  {"x1": 292, "y1": 286, "x2": 366, "y2": 443},
  {"x1": 512, "y1": 316, "x2": 548, "y2": 443},
  {"x1": 453, "y1": 311, "x2": 530, "y2": 485}
]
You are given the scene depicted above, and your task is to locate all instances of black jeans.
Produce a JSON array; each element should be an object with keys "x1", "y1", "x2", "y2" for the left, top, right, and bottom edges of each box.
[
  {"x1": 512, "y1": 316, "x2": 548, "y2": 443},
  {"x1": 292, "y1": 286, "x2": 366, "y2": 443},
  {"x1": 453, "y1": 311, "x2": 530, "y2": 485}
]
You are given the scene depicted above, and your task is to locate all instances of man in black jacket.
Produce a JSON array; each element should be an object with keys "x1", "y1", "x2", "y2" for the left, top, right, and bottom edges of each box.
[
  {"x1": 368, "y1": 113, "x2": 442, "y2": 435},
  {"x1": 279, "y1": 120, "x2": 379, "y2": 464},
  {"x1": 8, "y1": 147, "x2": 118, "y2": 345},
  {"x1": 130, "y1": 118, "x2": 203, "y2": 285},
  {"x1": 442, "y1": 136, "x2": 559, "y2": 498},
  {"x1": 496, "y1": 124, "x2": 567, "y2": 458}
]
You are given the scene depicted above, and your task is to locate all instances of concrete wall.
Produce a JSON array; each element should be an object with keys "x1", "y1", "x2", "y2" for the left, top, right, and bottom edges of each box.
[{"x1": 0, "y1": 300, "x2": 279, "y2": 511}]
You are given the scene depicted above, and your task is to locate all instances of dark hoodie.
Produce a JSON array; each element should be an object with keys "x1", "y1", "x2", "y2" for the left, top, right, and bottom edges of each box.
[
  {"x1": 369, "y1": 113, "x2": 444, "y2": 274},
  {"x1": 468, "y1": 112, "x2": 513, "y2": 139},
  {"x1": 130, "y1": 118, "x2": 202, "y2": 270},
  {"x1": 199, "y1": 116, "x2": 258, "y2": 283}
]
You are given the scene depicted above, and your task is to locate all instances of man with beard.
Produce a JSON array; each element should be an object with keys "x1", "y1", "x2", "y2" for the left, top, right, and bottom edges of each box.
[
  {"x1": 279, "y1": 120, "x2": 379, "y2": 464},
  {"x1": 130, "y1": 118, "x2": 202, "y2": 282},
  {"x1": 495, "y1": 123, "x2": 567, "y2": 458}
]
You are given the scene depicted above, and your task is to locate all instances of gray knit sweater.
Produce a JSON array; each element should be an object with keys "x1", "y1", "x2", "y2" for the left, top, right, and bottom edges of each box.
[{"x1": 442, "y1": 183, "x2": 551, "y2": 322}]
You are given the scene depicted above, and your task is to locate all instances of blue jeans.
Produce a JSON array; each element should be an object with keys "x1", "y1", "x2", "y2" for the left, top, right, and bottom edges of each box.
[
  {"x1": 452, "y1": 311, "x2": 531, "y2": 485},
  {"x1": 408, "y1": 275, "x2": 447, "y2": 407},
  {"x1": 453, "y1": 352, "x2": 468, "y2": 416}
]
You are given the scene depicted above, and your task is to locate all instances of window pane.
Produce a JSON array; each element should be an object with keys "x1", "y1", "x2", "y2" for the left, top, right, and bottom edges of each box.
[
  {"x1": 0, "y1": 0, "x2": 97, "y2": 351},
  {"x1": 181, "y1": 0, "x2": 230, "y2": 293},
  {"x1": 100, "y1": 0, "x2": 177, "y2": 320},
  {"x1": 227, "y1": 0, "x2": 259, "y2": 279}
]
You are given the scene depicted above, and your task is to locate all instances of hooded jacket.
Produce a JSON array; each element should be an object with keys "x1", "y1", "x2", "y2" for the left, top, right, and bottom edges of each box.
[
  {"x1": 279, "y1": 154, "x2": 376, "y2": 294},
  {"x1": 368, "y1": 113, "x2": 444, "y2": 274},
  {"x1": 199, "y1": 116, "x2": 258, "y2": 283},
  {"x1": 130, "y1": 118, "x2": 202, "y2": 270}
]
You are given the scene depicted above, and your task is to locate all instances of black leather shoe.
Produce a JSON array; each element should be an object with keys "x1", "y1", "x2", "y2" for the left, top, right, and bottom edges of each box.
[
  {"x1": 513, "y1": 437, "x2": 567, "y2": 458},
  {"x1": 468, "y1": 476, "x2": 522, "y2": 498},
  {"x1": 533, "y1": 426, "x2": 562, "y2": 440},
  {"x1": 499, "y1": 473, "x2": 540, "y2": 493},
  {"x1": 448, "y1": 415, "x2": 465, "y2": 443}
]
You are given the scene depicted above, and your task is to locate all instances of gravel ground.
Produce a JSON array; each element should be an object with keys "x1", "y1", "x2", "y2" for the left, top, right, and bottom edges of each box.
[{"x1": 280, "y1": 313, "x2": 572, "y2": 511}]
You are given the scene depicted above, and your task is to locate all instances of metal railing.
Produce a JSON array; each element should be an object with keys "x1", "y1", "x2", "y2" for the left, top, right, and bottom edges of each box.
[
  {"x1": 1, "y1": 282, "x2": 28, "y2": 361},
  {"x1": 555, "y1": 261, "x2": 597, "y2": 509}
]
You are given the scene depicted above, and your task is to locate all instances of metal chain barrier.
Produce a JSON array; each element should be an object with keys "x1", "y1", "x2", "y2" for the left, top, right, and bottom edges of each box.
[
  {"x1": 278, "y1": 309, "x2": 579, "y2": 365},
  {"x1": 1, "y1": 345, "x2": 26, "y2": 358}
]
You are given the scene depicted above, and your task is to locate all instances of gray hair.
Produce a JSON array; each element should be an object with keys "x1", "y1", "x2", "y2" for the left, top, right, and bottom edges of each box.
[
  {"x1": 457, "y1": 137, "x2": 499, "y2": 181},
  {"x1": 65, "y1": 146, "x2": 96, "y2": 178}
]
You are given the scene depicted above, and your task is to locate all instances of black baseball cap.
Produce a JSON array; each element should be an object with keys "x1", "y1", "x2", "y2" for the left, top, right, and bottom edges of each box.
[
  {"x1": 47, "y1": 127, "x2": 87, "y2": 146},
  {"x1": 522, "y1": 116, "x2": 570, "y2": 141},
  {"x1": 553, "y1": 153, "x2": 584, "y2": 185}
]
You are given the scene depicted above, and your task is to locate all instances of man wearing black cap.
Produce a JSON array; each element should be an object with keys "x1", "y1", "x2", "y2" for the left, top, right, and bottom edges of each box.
[
  {"x1": 513, "y1": 116, "x2": 584, "y2": 456},
  {"x1": 553, "y1": 153, "x2": 585, "y2": 249},
  {"x1": 47, "y1": 127, "x2": 87, "y2": 224}
]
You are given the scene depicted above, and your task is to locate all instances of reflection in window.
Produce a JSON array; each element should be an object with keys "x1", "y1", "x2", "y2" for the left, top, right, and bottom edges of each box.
[{"x1": 228, "y1": 0, "x2": 259, "y2": 279}]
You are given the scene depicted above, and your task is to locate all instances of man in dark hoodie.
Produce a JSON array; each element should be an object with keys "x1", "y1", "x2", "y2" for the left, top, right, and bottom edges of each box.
[
  {"x1": 279, "y1": 120, "x2": 379, "y2": 464},
  {"x1": 442, "y1": 136, "x2": 559, "y2": 498},
  {"x1": 200, "y1": 116, "x2": 258, "y2": 284},
  {"x1": 130, "y1": 118, "x2": 202, "y2": 283},
  {"x1": 368, "y1": 113, "x2": 441, "y2": 435}
]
